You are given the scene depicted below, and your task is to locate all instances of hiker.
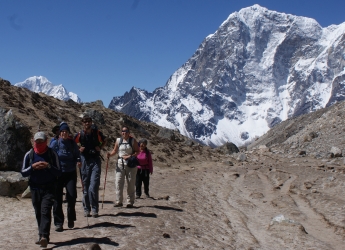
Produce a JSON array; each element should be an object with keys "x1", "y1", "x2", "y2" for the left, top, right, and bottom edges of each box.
[
  {"x1": 74, "y1": 115, "x2": 106, "y2": 218},
  {"x1": 107, "y1": 126, "x2": 139, "y2": 208},
  {"x1": 135, "y1": 138, "x2": 153, "y2": 199},
  {"x1": 21, "y1": 131, "x2": 61, "y2": 248},
  {"x1": 50, "y1": 122, "x2": 81, "y2": 231},
  {"x1": 49, "y1": 124, "x2": 60, "y2": 147}
]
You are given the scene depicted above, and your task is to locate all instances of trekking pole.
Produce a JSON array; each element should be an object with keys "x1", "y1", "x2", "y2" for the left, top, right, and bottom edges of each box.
[
  {"x1": 102, "y1": 157, "x2": 109, "y2": 209},
  {"x1": 79, "y1": 166, "x2": 89, "y2": 228}
]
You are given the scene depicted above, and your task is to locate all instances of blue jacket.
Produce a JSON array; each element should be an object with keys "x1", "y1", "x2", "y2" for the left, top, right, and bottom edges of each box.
[
  {"x1": 50, "y1": 138, "x2": 81, "y2": 173},
  {"x1": 21, "y1": 148, "x2": 61, "y2": 185}
]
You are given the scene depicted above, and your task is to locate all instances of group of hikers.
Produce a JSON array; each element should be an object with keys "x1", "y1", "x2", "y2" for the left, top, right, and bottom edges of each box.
[{"x1": 21, "y1": 115, "x2": 153, "y2": 248}]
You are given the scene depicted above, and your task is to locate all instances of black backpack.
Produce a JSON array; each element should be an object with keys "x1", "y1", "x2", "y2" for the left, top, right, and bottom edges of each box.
[{"x1": 79, "y1": 124, "x2": 103, "y2": 147}]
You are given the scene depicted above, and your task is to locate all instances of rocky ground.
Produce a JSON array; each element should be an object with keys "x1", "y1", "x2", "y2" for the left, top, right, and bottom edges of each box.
[
  {"x1": 1, "y1": 78, "x2": 345, "y2": 249},
  {"x1": 1, "y1": 151, "x2": 345, "y2": 249}
]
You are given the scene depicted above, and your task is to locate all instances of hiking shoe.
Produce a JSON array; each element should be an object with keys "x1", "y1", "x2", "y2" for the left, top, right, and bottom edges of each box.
[
  {"x1": 55, "y1": 224, "x2": 63, "y2": 232},
  {"x1": 39, "y1": 237, "x2": 48, "y2": 248},
  {"x1": 135, "y1": 195, "x2": 140, "y2": 199},
  {"x1": 35, "y1": 236, "x2": 41, "y2": 245},
  {"x1": 114, "y1": 203, "x2": 123, "y2": 207},
  {"x1": 126, "y1": 204, "x2": 133, "y2": 208},
  {"x1": 145, "y1": 193, "x2": 150, "y2": 198},
  {"x1": 68, "y1": 220, "x2": 74, "y2": 229},
  {"x1": 92, "y1": 212, "x2": 99, "y2": 218},
  {"x1": 84, "y1": 211, "x2": 91, "y2": 217}
]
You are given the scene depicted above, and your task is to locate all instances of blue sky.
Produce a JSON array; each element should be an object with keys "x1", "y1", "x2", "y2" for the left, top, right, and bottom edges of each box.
[{"x1": 1, "y1": 0, "x2": 345, "y2": 106}]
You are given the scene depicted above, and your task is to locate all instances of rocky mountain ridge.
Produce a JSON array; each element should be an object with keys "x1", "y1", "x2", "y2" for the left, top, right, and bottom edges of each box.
[{"x1": 0, "y1": 78, "x2": 225, "y2": 171}]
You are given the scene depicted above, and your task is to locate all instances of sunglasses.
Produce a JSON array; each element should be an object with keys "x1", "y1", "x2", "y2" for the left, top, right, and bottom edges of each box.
[{"x1": 122, "y1": 130, "x2": 129, "y2": 133}]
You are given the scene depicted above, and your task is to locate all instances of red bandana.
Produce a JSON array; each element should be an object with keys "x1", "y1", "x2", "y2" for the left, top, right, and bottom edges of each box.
[{"x1": 34, "y1": 141, "x2": 48, "y2": 154}]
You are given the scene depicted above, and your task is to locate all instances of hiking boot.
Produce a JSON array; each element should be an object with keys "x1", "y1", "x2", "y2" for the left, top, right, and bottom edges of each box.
[
  {"x1": 68, "y1": 220, "x2": 74, "y2": 229},
  {"x1": 35, "y1": 235, "x2": 41, "y2": 245},
  {"x1": 92, "y1": 212, "x2": 98, "y2": 218},
  {"x1": 55, "y1": 224, "x2": 63, "y2": 232},
  {"x1": 39, "y1": 237, "x2": 48, "y2": 248},
  {"x1": 114, "y1": 203, "x2": 123, "y2": 207},
  {"x1": 145, "y1": 193, "x2": 150, "y2": 198},
  {"x1": 126, "y1": 204, "x2": 133, "y2": 208},
  {"x1": 84, "y1": 211, "x2": 91, "y2": 217},
  {"x1": 135, "y1": 195, "x2": 140, "y2": 199}
]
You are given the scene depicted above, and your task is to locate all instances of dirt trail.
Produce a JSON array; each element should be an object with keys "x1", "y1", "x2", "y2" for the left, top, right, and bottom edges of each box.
[{"x1": 1, "y1": 154, "x2": 345, "y2": 249}]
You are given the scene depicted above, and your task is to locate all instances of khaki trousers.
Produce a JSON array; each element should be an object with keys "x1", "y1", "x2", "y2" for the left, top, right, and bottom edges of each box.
[{"x1": 115, "y1": 163, "x2": 137, "y2": 205}]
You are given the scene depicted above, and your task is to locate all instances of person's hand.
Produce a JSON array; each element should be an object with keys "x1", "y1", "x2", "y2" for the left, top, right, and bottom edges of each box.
[
  {"x1": 77, "y1": 162, "x2": 82, "y2": 168},
  {"x1": 106, "y1": 152, "x2": 111, "y2": 158},
  {"x1": 79, "y1": 146, "x2": 85, "y2": 153},
  {"x1": 32, "y1": 161, "x2": 48, "y2": 170}
]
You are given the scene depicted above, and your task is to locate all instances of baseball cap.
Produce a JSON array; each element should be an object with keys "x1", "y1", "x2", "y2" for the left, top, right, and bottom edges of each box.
[{"x1": 34, "y1": 131, "x2": 47, "y2": 141}]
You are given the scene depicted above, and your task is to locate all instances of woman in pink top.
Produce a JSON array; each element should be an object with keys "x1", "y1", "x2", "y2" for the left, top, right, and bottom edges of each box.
[{"x1": 135, "y1": 139, "x2": 153, "y2": 198}]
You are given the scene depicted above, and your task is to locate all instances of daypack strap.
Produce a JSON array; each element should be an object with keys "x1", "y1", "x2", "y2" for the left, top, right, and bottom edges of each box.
[{"x1": 118, "y1": 137, "x2": 134, "y2": 168}]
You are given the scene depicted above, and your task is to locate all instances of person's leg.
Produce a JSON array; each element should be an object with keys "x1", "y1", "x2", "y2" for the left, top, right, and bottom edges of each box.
[
  {"x1": 115, "y1": 164, "x2": 125, "y2": 205},
  {"x1": 135, "y1": 170, "x2": 143, "y2": 197},
  {"x1": 31, "y1": 188, "x2": 42, "y2": 238},
  {"x1": 143, "y1": 170, "x2": 150, "y2": 197},
  {"x1": 53, "y1": 174, "x2": 64, "y2": 230},
  {"x1": 65, "y1": 171, "x2": 77, "y2": 226},
  {"x1": 89, "y1": 158, "x2": 101, "y2": 215},
  {"x1": 126, "y1": 166, "x2": 137, "y2": 206},
  {"x1": 81, "y1": 156, "x2": 91, "y2": 214},
  {"x1": 39, "y1": 187, "x2": 55, "y2": 244}
]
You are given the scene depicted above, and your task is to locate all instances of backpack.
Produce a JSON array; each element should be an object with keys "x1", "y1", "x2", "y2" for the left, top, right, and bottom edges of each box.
[
  {"x1": 79, "y1": 124, "x2": 103, "y2": 147},
  {"x1": 118, "y1": 137, "x2": 134, "y2": 153},
  {"x1": 118, "y1": 137, "x2": 138, "y2": 168}
]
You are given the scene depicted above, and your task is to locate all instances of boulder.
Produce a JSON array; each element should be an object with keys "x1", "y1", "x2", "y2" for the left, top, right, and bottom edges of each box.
[
  {"x1": 330, "y1": 146, "x2": 342, "y2": 157},
  {"x1": 217, "y1": 142, "x2": 240, "y2": 155},
  {"x1": 0, "y1": 109, "x2": 32, "y2": 171},
  {"x1": 83, "y1": 109, "x2": 105, "y2": 125},
  {"x1": 157, "y1": 128, "x2": 181, "y2": 142},
  {"x1": 0, "y1": 171, "x2": 28, "y2": 197}
]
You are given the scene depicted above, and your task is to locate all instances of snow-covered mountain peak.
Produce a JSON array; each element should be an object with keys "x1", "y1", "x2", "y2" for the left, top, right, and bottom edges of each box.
[
  {"x1": 15, "y1": 76, "x2": 81, "y2": 103},
  {"x1": 109, "y1": 5, "x2": 345, "y2": 147}
]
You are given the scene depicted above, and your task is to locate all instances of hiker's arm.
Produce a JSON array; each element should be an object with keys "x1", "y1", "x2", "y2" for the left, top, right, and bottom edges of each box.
[
  {"x1": 74, "y1": 141, "x2": 82, "y2": 168},
  {"x1": 95, "y1": 132, "x2": 107, "y2": 152},
  {"x1": 21, "y1": 153, "x2": 33, "y2": 177},
  {"x1": 107, "y1": 140, "x2": 119, "y2": 158},
  {"x1": 46, "y1": 151, "x2": 62, "y2": 177},
  {"x1": 148, "y1": 151, "x2": 153, "y2": 174},
  {"x1": 74, "y1": 133, "x2": 85, "y2": 153},
  {"x1": 132, "y1": 139, "x2": 139, "y2": 156}
]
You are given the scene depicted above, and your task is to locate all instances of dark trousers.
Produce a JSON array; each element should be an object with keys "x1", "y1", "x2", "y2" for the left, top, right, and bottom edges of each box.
[
  {"x1": 31, "y1": 185, "x2": 55, "y2": 239},
  {"x1": 53, "y1": 171, "x2": 77, "y2": 225},
  {"x1": 136, "y1": 169, "x2": 150, "y2": 196},
  {"x1": 81, "y1": 156, "x2": 101, "y2": 213}
]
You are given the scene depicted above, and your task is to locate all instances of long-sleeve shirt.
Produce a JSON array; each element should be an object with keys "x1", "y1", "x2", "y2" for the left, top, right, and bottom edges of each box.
[
  {"x1": 50, "y1": 138, "x2": 81, "y2": 172},
  {"x1": 136, "y1": 150, "x2": 153, "y2": 174},
  {"x1": 21, "y1": 148, "x2": 61, "y2": 185}
]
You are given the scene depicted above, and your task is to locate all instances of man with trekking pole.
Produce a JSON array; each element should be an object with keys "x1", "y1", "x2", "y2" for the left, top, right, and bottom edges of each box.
[{"x1": 74, "y1": 115, "x2": 106, "y2": 218}]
